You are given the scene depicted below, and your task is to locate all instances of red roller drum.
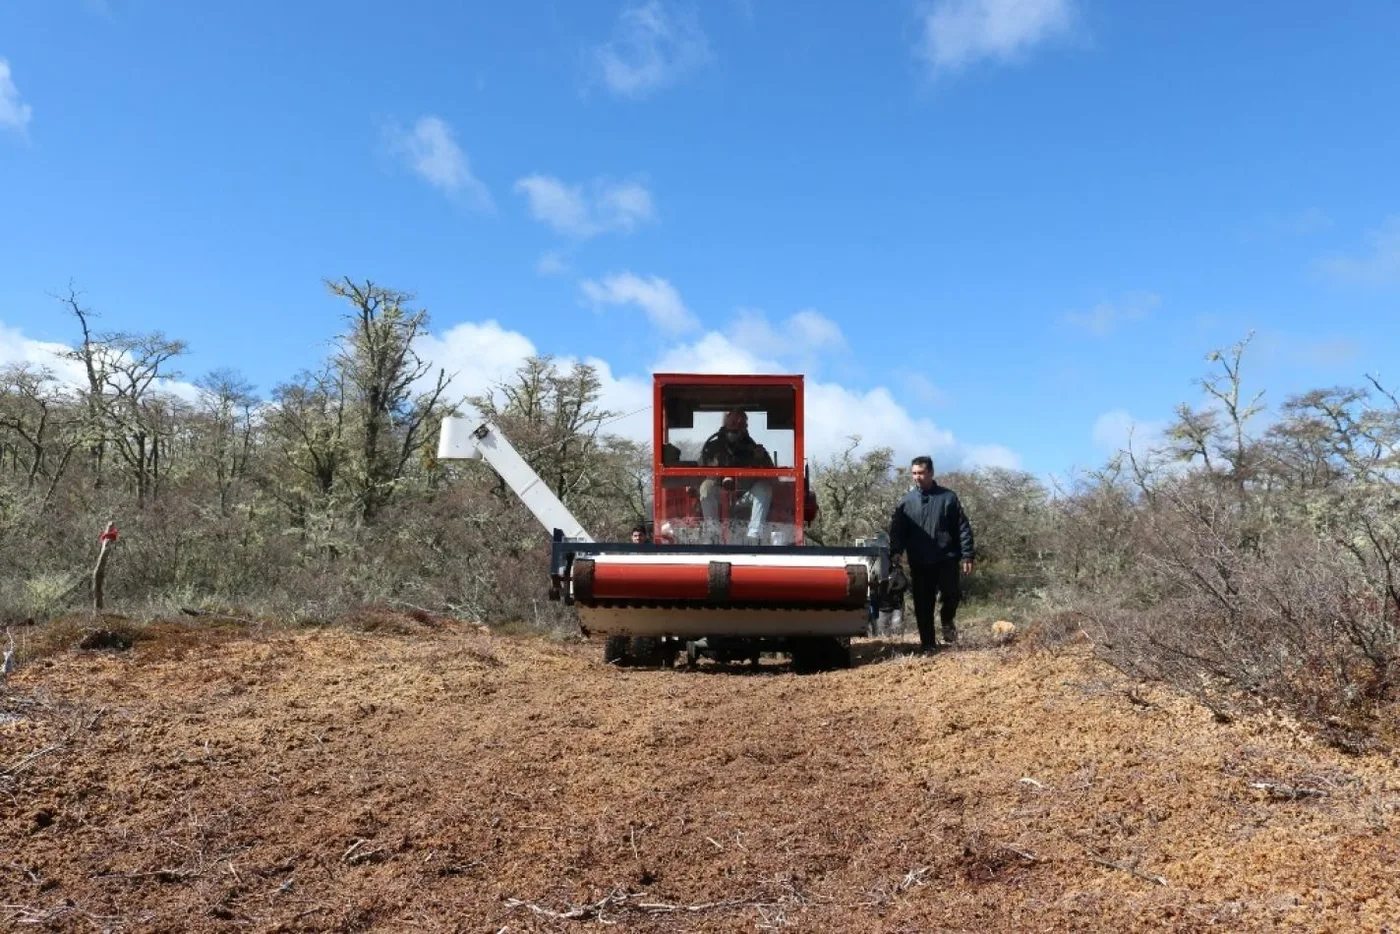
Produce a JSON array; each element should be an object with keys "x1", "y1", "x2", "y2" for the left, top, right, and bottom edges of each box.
[
  {"x1": 572, "y1": 558, "x2": 867, "y2": 608},
  {"x1": 728, "y1": 565, "x2": 852, "y2": 603},
  {"x1": 588, "y1": 562, "x2": 711, "y2": 601}
]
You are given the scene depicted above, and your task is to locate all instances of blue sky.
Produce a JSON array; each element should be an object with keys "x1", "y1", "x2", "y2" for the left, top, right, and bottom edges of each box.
[{"x1": 2, "y1": 0, "x2": 1399, "y2": 480}]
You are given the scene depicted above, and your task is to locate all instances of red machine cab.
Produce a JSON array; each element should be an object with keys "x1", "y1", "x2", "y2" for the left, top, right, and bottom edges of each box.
[{"x1": 651, "y1": 373, "x2": 819, "y2": 546}]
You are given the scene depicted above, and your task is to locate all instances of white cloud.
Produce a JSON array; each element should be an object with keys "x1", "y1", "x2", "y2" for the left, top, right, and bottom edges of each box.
[
  {"x1": 0, "y1": 322, "x2": 83, "y2": 380},
  {"x1": 386, "y1": 115, "x2": 492, "y2": 209},
  {"x1": 516, "y1": 176, "x2": 589, "y2": 235},
  {"x1": 1315, "y1": 216, "x2": 1400, "y2": 288},
  {"x1": 918, "y1": 0, "x2": 1075, "y2": 75},
  {"x1": 0, "y1": 320, "x2": 202, "y2": 403},
  {"x1": 898, "y1": 371, "x2": 949, "y2": 407},
  {"x1": 1063, "y1": 291, "x2": 1160, "y2": 337},
  {"x1": 414, "y1": 320, "x2": 538, "y2": 404},
  {"x1": 1092, "y1": 408, "x2": 1168, "y2": 458},
  {"x1": 727, "y1": 307, "x2": 847, "y2": 360},
  {"x1": 515, "y1": 174, "x2": 655, "y2": 238},
  {"x1": 591, "y1": 1, "x2": 712, "y2": 97},
  {"x1": 596, "y1": 179, "x2": 655, "y2": 230},
  {"x1": 414, "y1": 322, "x2": 654, "y2": 440},
  {"x1": 580, "y1": 272, "x2": 699, "y2": 334},
  {"x1": 0, "y1": 59, "x2": 33, "y2": 135},
  {"x1": 803, "y1": 380, "x2": 963, "y2": 468},
  {"x1": 653, "y1": 330, "x2": 776, "y2": 374},
  {"x1": 1253, "y1": 331, "x2": 1361, "y2": 368},
  {"x1": 653, "y1": 332, "x2": 1019, "y2": 469},
  {"x1": 536, "y1": 251, "x2": 569, "y2": 277},
  {"x1": 419, "y1": 314, "x2": 1018, "y2": 472},
  {"x1": 962, "y1": 444, "x2": 1023, "y2": 470}
]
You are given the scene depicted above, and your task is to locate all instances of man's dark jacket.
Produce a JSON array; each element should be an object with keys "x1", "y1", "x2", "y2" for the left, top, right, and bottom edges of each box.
[
  {"x1": 889, "y1": 483, "x2": 975, "y2": 566},
  {"x1": 700, "y1": 431, "x2": 772, "y2": 468}
]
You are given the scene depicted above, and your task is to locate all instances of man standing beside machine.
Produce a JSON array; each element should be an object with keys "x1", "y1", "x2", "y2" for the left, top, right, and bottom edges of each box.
[{"x1": 887, "y1": 455, "x2": 975, "y2": 653}]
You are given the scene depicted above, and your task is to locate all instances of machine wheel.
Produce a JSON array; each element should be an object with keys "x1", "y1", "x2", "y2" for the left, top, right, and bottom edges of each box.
[
  {"x1": 630, "y1": 636, "x2": 667, "y2": 668},
  {"x1": 789, "y1": 636, "x2": 851, "y2": 674},
  {"x1": 603, "y1": 636, "x2": 630, "y2": 666},
  {"x1": 829, "y1": 637, "x2": 853, "y2": 670}
]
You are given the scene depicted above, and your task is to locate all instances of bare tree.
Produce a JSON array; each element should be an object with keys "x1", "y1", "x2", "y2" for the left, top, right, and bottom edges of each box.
[
  {"x1": 470, "y1": 355, "x2": 620, "y2": 505},
  {"x1": 53, "y1": 284, "x2": 112, "y2": 485},
  {"x1": 1199, "y1": 331, "x2": 1266, "y2": 494},
  {"x1": 195, "y1": 368, "x2": 259, "y2": 517},
  {"x1": 806, "y1": 438, "x2": 900, "y2": 546},
  {"x1": 100, "y1": 331, "x2": 188, "y2": 508},
  {"x1": 0, "y1": 363, "x2": 80, "y2": 500},
  {"x1": 266, "y1": 366, "x2": 347, "y2": 512},
  {"x1": 326, "y1": 278, "x2": 452, "y2": 524}
]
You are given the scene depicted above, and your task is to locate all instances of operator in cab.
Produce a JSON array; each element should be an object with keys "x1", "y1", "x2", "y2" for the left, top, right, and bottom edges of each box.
[{"x1": 698, "y1": 409, "x2": 774, "y2": 545}]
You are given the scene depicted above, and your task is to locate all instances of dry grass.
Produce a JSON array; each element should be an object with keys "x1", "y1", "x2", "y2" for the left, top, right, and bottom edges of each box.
[{"x1": 2, "y1": 618, "x2": 1397, "y2": 932}]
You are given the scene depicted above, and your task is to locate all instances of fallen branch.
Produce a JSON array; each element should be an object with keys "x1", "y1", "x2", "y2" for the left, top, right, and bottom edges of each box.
[
  {"x1": 2, "y1": 744, "x2": 61, "y2": 778},
  {"x1": 2, "y1": 903, "x2": 67, "y2": 925},
  {"x1": 389, "y1": 599, "x2": 444, "y2": 622},
  {"x1": 1248, "y1": 781, "x2": 1329, "y2": 801},
  {"x1": 503, "y1": 891, "x2": 626, "y2": 921},
  {"x1": 633, "y1": 897, "x2": 769, "y2": 914},
  {"x1": 94, "y1": 868, "x2": 199, "y2": 883},
  {"x1": 1088, "y1": 855, "x2": 1168, "y2": 886},
  {"x1": 342, "y1": 839, "x2": 387, "y2": 865},
  {"x1": 5, "y1": 863, "x2": 42, "y2": 885},
  {"x1": 898, "y1": 866, "x2": 931, "y2": 891},
  {"x1": 2, "y1": 627, "x2": 15, "y2": 679},
  {"x1": 503, "y1": 890, "x2": 779, "y2": 921},
  {"x1": 178, "y1": 608, "x2": 258, "y2": 625},
  {"x1": 1125, "y1": 687, "x2": 1160, "y2": 710}
]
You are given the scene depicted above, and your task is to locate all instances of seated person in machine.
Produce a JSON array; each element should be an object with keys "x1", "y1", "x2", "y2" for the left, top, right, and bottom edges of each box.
[{"x1": 698, "y1": 409, "x2": 774, "y2": 544}]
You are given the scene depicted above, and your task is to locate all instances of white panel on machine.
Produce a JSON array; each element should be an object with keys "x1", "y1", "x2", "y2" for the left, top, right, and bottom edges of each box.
[
  {"x1": 437, "y1": 412, "x2": 484, "y2": 460},
  {"x1": 436, "y1": 412, "x2": 594, "y2": 543}
]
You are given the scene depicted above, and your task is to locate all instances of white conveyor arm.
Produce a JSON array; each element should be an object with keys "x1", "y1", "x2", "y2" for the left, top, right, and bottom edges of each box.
[{"x1": 437, "y1": 412, "x2": 595, "y2": 543}]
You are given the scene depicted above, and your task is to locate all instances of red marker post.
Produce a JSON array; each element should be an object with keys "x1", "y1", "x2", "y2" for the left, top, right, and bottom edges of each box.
[{"x1": 93, "y1": 522, "x2": 119, "y2": 612}]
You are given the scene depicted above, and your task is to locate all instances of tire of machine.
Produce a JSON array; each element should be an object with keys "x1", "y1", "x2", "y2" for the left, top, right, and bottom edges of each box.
[
  {"x1": 827, "y1": 636, "x2": 853, "y2": 670},
  {"x1": 630, "y1": 636, "x2": 666, "y2": 668},
  {"x1": 790, "y1": 636, "x2": 850, "y2": 674},
  {"x1": 789, "y1": 636, "x2": 820, "y2": 674},
  {"x1": 603, "y1": 635, "x2": 629, "y2": 666}
]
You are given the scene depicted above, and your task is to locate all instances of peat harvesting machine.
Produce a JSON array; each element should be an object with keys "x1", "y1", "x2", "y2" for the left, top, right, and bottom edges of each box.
[{"x1": 437, "y1": 372, "x2": 892, "y2": 671}]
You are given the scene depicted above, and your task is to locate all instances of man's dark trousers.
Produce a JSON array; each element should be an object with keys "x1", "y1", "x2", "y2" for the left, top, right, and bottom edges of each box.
[{"x1": 909, "y1": 561, "x2": 961, "y2": 649}]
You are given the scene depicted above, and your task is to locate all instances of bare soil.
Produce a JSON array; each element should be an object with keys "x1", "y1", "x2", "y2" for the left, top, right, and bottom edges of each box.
[{"x1": 2, "y1": 612, "x2": 1397, "y2": 932}]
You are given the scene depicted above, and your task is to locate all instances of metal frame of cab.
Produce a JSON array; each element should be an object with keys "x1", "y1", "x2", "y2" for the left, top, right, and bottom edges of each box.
[{"x1": 650, "y1": 372, "x2": 808, "y2": 545}]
